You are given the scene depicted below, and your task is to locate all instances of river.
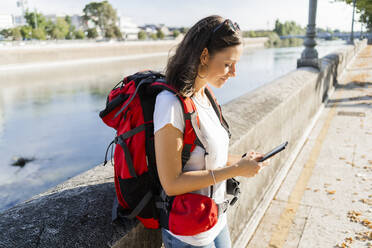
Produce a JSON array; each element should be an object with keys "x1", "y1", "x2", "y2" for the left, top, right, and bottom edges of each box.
[{"x1": 0, "y1": 39, "x2": 349, "y2": 212}]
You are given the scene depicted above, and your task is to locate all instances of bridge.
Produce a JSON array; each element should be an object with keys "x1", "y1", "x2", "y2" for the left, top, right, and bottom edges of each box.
[{"x1": 280, "y1": 31, "x2": 370, "y2": 40}]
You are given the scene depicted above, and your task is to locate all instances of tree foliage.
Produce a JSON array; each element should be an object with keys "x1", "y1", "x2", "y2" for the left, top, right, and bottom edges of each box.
[
  {"x1": 87, "y1": 28, "x2": 98, "y2": 39},
  {"x1": 274, "y1": 19, "x2": 305, "y2": 36},
  {"x1": 138, "y1": 30, "x2": 147, "y2": 40},
  {"x1": 82, "y1": 1, "x2": 121, "y2": 39},
  {"x1": 24, "y1": 10, "x2": 47, "y2": 29},
  {"x1": 64, "y1": 15, "x2": 76, "y2": 39},
  {"x1": 157, "y1": 30, "x2": 165, "y2": 39},
  {"x1": 20, "y1": 25, "x2": 32, "y2": 39},
  {"x1": 74, "y1": 30, "x2": 85, "y2": 39},
  {"x1": 48, "y1": 17, "x2": 70, "y2": 39},
  {"x1": 335, "y1": 0, "x2": 372, "y2": 31},
  {"x1": 0, "y1": 28, "x2": 13, "y2": 39},
  {"x1": 179, "y1": 27, "x2": 189, "y2": 34},
  {"x1": 32, "y1": 28, "x2": 46, "y2": 40},
  {"x1": 172, "y1": 30, "x2": 180, "y2": 38},
  {"x1": 150, "y1": 33, "x2": 158, "y2": 40}
]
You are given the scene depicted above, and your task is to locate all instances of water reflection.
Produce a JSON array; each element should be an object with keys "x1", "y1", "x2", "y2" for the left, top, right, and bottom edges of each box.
[
  {"x1": 213, "y1": 39, "x2": 348, "y2": 104},
  {"x1": 0, "y1": 81, "x2": 116, "y2": 211},
  {"x1": 0, "y1": 40, "x2": 348, "y2": 212}
]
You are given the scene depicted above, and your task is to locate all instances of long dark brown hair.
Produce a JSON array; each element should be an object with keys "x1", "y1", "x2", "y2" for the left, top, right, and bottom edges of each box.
[{"x1": 165, "y1": 15, "x2": 243, "y2": 97}]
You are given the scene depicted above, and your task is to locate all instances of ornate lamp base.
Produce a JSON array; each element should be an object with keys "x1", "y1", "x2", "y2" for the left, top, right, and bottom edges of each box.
[{"x1": 297, "y1": 58, "x2": 321, "y2": 70}]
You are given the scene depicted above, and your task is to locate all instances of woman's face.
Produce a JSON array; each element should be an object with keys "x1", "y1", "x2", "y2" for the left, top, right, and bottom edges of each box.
[{"x1": 203, "y1": 44, "x2": 243, "y2": 88}]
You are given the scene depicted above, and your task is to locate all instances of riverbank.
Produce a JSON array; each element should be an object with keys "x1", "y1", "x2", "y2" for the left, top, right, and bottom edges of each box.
[
  {"x1": 0, "y1": 38, "x2": 267, "y2": 66},
  {"x1": 0, "y1": 38, "x2": 267, "y2": 88}
]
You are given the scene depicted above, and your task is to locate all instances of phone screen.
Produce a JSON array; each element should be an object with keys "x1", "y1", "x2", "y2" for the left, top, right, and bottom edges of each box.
[{"x1": 258, "y1": 141, "x2": 288, "y2": 162}]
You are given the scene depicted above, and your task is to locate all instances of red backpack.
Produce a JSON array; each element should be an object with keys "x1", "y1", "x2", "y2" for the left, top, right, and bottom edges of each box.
[{"x1": 99, "y1": 70, "x2": 234, "y2": 235}]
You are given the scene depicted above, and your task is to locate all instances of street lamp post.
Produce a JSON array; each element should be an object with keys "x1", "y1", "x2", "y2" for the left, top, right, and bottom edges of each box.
[
  {"x1": 349, "y1": 0, "x2": 356, "y2": 44},
  {"x1": 34, "y1": 8, "x2": 38, "y2": 29},
  {"x1": 297, "y1": 0, "x2": 321, "y2": 70}
]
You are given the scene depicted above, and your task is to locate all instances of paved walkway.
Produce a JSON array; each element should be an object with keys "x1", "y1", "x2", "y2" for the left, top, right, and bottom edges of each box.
[{"x1": 247, "y1": 45, "x2": 372, "y2": 248}]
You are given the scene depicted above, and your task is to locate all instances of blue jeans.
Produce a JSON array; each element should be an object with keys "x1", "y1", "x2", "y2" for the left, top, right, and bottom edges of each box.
[{"x1": 161, "y1": 225, "x2": 231, "y2": 248}]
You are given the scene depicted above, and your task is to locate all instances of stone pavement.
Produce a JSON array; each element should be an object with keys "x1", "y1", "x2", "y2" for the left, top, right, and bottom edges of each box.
[{"x1": 246, "y1": 45, "x2": 372, "y2": 248}]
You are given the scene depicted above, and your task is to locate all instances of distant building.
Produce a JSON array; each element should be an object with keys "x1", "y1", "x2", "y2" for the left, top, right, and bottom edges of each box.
[
  {"x1": 140, "y1": 24, "x2": 158, "y2": 35},
  {"x1": 70, "y1": 15, "x2": 83, "y2": 30},
  {"x1": 158, "y1": 24, "x2": 170, "y2": 36},
  {"x1": 118, "y1": 16, "x2": 140, "y2": 40},
  {"x1": 11, "y1": 15, "x2": 26, "y2": 27},
  {"x1": 0, "y1": 14, "x2": 13, "y2": 29},
  {"x1": 44, "y1": 14, "x2": 57, "y2": 23}
]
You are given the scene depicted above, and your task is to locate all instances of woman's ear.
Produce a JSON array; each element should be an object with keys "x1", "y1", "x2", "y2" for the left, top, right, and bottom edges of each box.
[{"x1": 200, "y1": 48, "x2": 209, "y2": 65}]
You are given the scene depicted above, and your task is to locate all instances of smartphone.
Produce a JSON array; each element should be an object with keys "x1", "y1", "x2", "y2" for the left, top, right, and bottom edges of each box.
[
  {"x1": 258, "y1": 141, "x2": 288, "y2": 162},
  {"x1": 242, "y1": 141, "x2": 288, "y2": 162}
]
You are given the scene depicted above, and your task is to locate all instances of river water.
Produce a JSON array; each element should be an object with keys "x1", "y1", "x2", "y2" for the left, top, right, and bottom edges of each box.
[{"x1": 0, "y1": 39, "x2": 348, "y2": 212}]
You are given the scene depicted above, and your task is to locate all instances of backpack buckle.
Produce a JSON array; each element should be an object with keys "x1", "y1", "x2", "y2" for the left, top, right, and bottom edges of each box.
[{"x1": 218, "y1": 200, "x2": 230, "y2": 216}]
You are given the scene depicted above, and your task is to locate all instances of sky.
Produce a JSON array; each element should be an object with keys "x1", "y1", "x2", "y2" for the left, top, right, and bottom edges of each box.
[{"x1": 0, "y1": 0, "x2": 362, "y2": 32}]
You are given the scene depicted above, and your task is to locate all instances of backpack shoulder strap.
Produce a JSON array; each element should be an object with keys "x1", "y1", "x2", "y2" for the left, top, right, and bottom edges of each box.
[
  {"x1": 204, "y1": 85, "x2": 231, "y2": 139},
  {"x1": 151, "y1": 82, "x2": 206, "y2": 169}
]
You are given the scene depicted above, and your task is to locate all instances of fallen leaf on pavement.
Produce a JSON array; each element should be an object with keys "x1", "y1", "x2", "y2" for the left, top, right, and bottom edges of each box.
[
  {"x1": 361, "y1": 219, "x2": 372, "y2": 229},
  {"x1": 347, "y1": 210, "x2": 362, "y2": 222},
  {"x1": 363, "y1": 199, "x2": 372, "y2": 206},
  {"x1": 355, "y1": 230, "x2": 372, "y2": 241},
  {"x1": 345, "y1": 237, "x2": 353, "y2": 243},
  {"x1": 326, "y1": 190, "x2": 336, "y2": 194}
]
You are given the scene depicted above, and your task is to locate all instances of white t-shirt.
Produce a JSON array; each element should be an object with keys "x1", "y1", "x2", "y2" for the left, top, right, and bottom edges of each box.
[{"x1": 153, "y1": 87, "x2": 230, "y2": 246}]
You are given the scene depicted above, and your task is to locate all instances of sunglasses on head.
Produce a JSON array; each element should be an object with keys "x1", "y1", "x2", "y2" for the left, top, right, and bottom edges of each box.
[{"x1": 213, "y1": 19, "x2": 240, "y2": 33}]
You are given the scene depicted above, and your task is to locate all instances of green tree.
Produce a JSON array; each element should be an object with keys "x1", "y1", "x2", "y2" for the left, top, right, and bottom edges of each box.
[
  {"x1": 179, "y1": 27, "x2": 189, "y2": 34},
  {"x1": 138, "y1": 30, "x2": 147, "y2": 40},
  {"x1": 316, "y1": 27, "x2": 327, "y2": 33},
  {"x1": 248, "y1": 31, "x2": 257, "y2": 37},
  {"x1": 20, "y1": 25, "x2": 32, "y2": 39},
  {"x1": 11, "y1": 27, "x2": 22, "y2": 40},
  {"x1": 150, "y1": 33, "x2": 158, "y2": 40},
  {"x1": 264, "y1": 31, "x2": 281, "y2": 47},
  {"x1": 74, "y1": 29, "x2": 85, "y2": 39},
  {"x1": 157, "y1": 30, "x2": 164, "y2": 39},
  {"x1": 274, "y1": 19, "x2": 305, "y2": 36},
  {"x1": 172, "y1": 30, "x2": 180, "y2": 38},
  {"x1": 64, "y1": 15, "x2": 76, "y2": 39},
  {"x1": 32, "y1": 28, "x2": 46, "y2": 40},
  {"x1": 113, "y1": 25, "x2": 122, "y2": 39},
  {"x1": 335, "y1": 0, "x2": 372, "y2": 31},
  {"x1": 0, "y1": 28, "x2": 13, "y2": 39},
  {"x1": 49, "y1": 17, "x2": 69, "y2": 39},
  {"x1": 87, "y1": 28, "x2": 98, "y2": 39},
  {"x1": 24, "y1": 10, "x2": 47, "y2": 29},
  {"x1": 0, "y1": 28, "x2": 23, "y2": 40},
  {"x1": 104, "y1": 24, "x2": 122, "y2": 39},
  {"x1": 44, "y1": 20, "x2": 54, "y2": 38},
  {"x1": 83, "y1": 1, "x2": 121, "y2": 38}
]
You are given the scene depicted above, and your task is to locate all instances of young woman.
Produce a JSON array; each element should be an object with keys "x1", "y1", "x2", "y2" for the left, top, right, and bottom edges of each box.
[{"x1": 153, "y1": 15, "x2": 270, "y2": 248}]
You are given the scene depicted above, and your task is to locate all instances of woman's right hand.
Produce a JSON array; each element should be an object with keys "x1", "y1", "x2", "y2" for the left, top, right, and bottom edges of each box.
[{"x1": 237, "y1": 151, "x2": 265, "y2": 178}]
